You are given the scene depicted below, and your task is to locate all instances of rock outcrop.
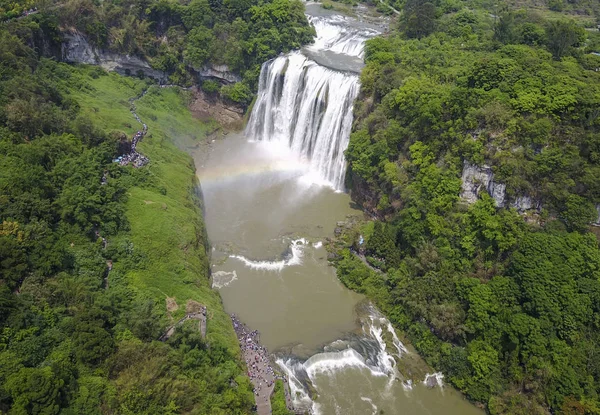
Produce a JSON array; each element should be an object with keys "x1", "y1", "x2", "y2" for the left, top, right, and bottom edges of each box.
[
  {"x1": 189, "y1": 87, "x2": 244, "y2": 129},
  {"x1": 198, "y1": 64, "x2": 242, "y2": 84},
  {"x1": 61, "y1": 31, "x2": 168, "y2": 82},
  {"x1": 460, "y1": 161, "x2": 506, "y2": 207},
  {"x1": 61, "y1": 31, "x2": 243, "y2": 85},
  {"x1": 593, "y1": 204, "x2": 600, "y2": 226}
]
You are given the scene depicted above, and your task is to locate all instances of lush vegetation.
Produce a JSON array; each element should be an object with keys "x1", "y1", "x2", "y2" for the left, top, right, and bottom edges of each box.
[
  {"x1": 340, "y1": 0, "x2": 600, "y2": 413},
  {"x1": 52, "y1": 0, "x2": 315, "y2": 101},
  {"x1": 0, "y1": 0, "x2": 35, "y2": 21},
  {"x1": 0, "y1": 16, "x2": 256, "y2": 414},
  {"x1": 270, "y1": 380, "x2": 293, "y2": 415}
]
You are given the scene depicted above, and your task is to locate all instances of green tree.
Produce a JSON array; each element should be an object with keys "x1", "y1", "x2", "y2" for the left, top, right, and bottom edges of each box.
[
  {"x1": 545, "y1": 19, "x2": 586, "y2": 59},
  {"x1": 401, "y1": 0, "x2": 437, "y2": 39}
]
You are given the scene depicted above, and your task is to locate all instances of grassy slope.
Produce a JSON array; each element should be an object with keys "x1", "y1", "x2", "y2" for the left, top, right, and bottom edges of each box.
[{"x1": 68, "y1": 68, "x2": 240, "y2": 354}]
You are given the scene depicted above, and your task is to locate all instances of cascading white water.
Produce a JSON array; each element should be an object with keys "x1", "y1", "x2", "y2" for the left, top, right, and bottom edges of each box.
[
  {"x1": 245, "y1": 10, "x2": 381, "y2": 190},
  {"x1": 246, "y1": 53, "x2": 359, "y2": 190},
  {"x1": 276, "y1": 306, "x2": 409, "y2": 413},
  {"x1": 307, "y1": 15, "x2": 381, "y2": 58}
]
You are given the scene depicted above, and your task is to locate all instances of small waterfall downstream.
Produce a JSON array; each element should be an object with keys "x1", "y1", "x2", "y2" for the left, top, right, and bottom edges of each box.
[
  {"x1": 245, "y1": 7, "x2": 381, "y2": 190},
  {"x1": 276, "y1": 306, "x2": 412, "y2": 414}
]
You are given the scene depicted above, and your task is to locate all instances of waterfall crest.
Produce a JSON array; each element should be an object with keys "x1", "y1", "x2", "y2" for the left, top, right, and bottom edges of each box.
[{"x1": 307, "y1": 14, "x2": 381, "y2": 58}]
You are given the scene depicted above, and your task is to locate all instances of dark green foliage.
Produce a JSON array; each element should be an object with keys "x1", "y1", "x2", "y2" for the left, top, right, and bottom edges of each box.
[
  {"x1": 201, "y1": 79, "x2": 222, "y2": 94},
  {"x1": 341, "y1": 1, "x2": 600, "y2": 413},
  {"x1": 50, "y1": 0, "x2": 314, "y2": 99},
  {"x1": 401, "y1": 0, "x2": 437, "y2": 39},
  {"x1": 545, "y1": 19, "x2": 586, "y2": 59},
  {"x1": 221, "y1": 82, "x2": 253, "y2": 105}
]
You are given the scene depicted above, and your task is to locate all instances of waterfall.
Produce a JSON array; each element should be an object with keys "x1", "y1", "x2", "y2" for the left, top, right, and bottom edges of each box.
[
  {"x1": 245, "y1": 9, "x2": 381, "y2": 191},
  {"x1": 275, "y1": 305, "x2": 409, "y2": 413},
  {"x1": 245, "y1": 53, "x2": 359, "y2": 190}
]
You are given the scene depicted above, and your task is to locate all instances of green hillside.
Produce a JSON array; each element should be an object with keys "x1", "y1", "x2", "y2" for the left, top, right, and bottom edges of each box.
[{"x1": 339, "y1": 0, "x2": 600, "y2": 413}]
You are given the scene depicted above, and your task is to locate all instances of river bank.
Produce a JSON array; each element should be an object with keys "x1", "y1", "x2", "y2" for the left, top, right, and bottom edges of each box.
[{"x1": 231, "y1": 315, "x2": 295, "y2": 415}]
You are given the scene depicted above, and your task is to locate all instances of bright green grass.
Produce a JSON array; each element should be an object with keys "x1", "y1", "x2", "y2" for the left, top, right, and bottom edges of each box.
[
  {"x1": 68, "y1": 68, "x2": 240, "y2": 354},
  {"x1": 68, "y1": 68, "x2": 147, "y2": 136},
  {"x1": 270, "y1": 380, "x2": 293, "y2": 415}
]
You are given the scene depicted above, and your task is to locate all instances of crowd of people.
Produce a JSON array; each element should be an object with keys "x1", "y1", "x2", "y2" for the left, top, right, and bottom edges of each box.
[
  {"x1": 113, "y1": 124, "x2": 149, "y2": 167},
  {"x1": 231, "y1": 315, "x2": 291, "y2": 414}
]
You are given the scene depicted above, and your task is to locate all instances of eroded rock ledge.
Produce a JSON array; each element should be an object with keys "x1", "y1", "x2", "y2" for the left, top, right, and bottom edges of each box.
[
  {"x1": 189, "y1": 87, "x2": 244, "y2": 130},
  {"x1": 61, "y1": 30, "x2": 242, "y2": 85}
]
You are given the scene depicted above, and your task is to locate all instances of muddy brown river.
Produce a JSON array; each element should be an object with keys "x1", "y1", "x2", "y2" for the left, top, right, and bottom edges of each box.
[{"x1": 178, "y1": 133, "x2": 482, "y2": 415}]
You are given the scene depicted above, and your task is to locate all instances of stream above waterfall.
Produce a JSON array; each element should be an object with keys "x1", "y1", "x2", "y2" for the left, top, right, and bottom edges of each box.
[{"x1": 185, "y1": 4, "x2": 483, "y2": 414}]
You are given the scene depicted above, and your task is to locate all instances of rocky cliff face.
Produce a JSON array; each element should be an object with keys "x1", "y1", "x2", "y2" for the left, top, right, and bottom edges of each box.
[
  {"x1": 593, "y1": 204, "x2": 600, "y2": 226},
  {"x1": 460, "y1": 161, "x2": 506, "y2": 207},
  {"x1": 61, "y1": 31, "x2": 168, "y2": 82},
  {"x1": 348, "y1": 170, "x2": 381, "y2": 217},
  {"x1": 189, "y1": 87, "x2": 244, "y2": 129},
  {"x1": 460, "y1": 161, "x2": 544, "y2": 215},
  {"x1": 61, "y1": 31, "x2": 243, "y2": 85},
  {"x1": 198, "y1": 64, "x2": 242, "y2": 84}
]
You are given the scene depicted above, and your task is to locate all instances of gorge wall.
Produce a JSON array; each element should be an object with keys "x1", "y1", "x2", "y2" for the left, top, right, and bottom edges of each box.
[{"x1": 61, "y1": 30, "x2": 241, "y2": 85}]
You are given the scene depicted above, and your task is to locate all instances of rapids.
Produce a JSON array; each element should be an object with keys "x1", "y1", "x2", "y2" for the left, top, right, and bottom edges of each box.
[{"x1": 182, "y1": 3, "x2": 484, "y2": 414}]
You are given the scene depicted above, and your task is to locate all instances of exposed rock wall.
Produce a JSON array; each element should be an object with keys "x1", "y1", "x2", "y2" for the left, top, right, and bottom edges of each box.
[
  {"x1": 61, "y1": 31, "x2": 243, "y2": 85},
  {"x1": 189, "y1": 87, "x2": 244, "y2": 129},
  {"x1": 460, "y1": 161, "x2": 506, "y2": 207},
  {"x1": 460, "y1": 161, "x2": 545, "y2": 215},
  {"x1": 62, "y1": 31, "x2": 168, "y2": 81},
  {"x1": 594, "y1": 204, "x2": 600, "y2": 226},
  {"x1": 198, "y1": 64, "x2": 242, "y2": 84}
]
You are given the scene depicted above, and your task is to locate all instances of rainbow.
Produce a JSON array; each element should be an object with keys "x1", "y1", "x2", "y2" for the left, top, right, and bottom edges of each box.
[{"x1": 197, "y1": 159, "x2": 306, "y2": 185}]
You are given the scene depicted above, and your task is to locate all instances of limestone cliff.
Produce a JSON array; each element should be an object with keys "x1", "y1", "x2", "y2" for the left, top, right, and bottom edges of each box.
[
  {"x1": 61, "y1": 31, "x2": 168, "y2": 81},
  {"x1": 459, "y1": 161, "x2": 506, "y2": 207},
  {"x1": 61, "y1": 31, "x2": 241, "y2": 85}
]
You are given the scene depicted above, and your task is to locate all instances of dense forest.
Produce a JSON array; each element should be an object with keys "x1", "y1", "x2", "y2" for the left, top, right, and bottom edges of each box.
[
  {"x1": 339, "y1": 0, "x2": 600, "y2": 413},
  {"x1": 0, "y1": 0, "x2": 311, "y2": 412}
]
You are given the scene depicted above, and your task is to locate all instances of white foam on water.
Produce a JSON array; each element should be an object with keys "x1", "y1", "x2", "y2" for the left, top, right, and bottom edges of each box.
[
  {"x1": 307, "y1": 15, "x2": 379, "y2": 58},
  {"x1": 230, "y1": 239, "x2": 306, "y2": 271},
  {"x1": 385, "y1": 320, "x2": 408, "y2": 357},
  {"x1": 275, "y1": 358, "x2": 314, "y2": 411},
  {"x1": 360, "y1": 396, "x2": 379, "y2": 415},
  {"x1": 304, "y1": 348, "x2": 387, "y2": 379},
  {"x1": 313, "y1": 241, "x2": 323, "y2": 249},
  {"x1": 211, "y1": 270, "x2": 238, "y2": 289},
  {"x1": 367, "y1": 319, "x2": 396, "y2": 375},
  {"x1": 275, "y1": 304, "x2": 411, "y2": 413}
]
